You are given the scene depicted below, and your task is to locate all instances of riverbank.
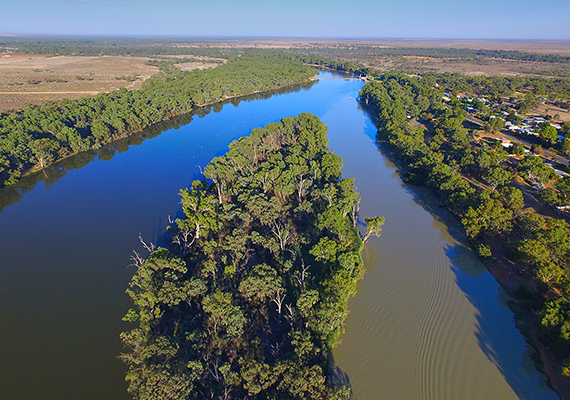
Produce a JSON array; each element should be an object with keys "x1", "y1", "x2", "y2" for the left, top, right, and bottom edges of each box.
[
  {"x1": 482, "y1": 241, "x2": 570, "y2": 399},
  {"x1": 379, "y1": 139, "x2": 570, "y2": 398},
  {"x1": 1, "y1": 69, "x2": 558, "y2": 400},
  {"x1": 358, "y1": 73, "x2": 570, "y2": 398},
  {"x1": 0, "y1": 56, "x2": 317, "y2": 189},
  {"x1": 192, "y1": 75, "x2": 318, "y2": 108}
]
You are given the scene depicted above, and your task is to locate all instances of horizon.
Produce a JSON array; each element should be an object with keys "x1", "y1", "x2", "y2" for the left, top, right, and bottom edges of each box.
[
  {"x1": 3, "y1": 34, "x2": 570, "y2": 42},
  {"x1": 4, "y1": 0, "x2": 570, "y2": 41}
]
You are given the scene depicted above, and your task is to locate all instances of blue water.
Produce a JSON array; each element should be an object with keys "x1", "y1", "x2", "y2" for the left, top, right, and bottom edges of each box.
[{"x1": 0, "y1": 71, "x2": 559, "y2": 399}]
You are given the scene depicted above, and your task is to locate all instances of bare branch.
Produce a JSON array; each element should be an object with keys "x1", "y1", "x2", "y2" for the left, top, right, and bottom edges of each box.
[
  {"x1": 271, "y1": 287, "x2": 286, "y2": 315},
  {"x1": 129, "y1": 250, "x2": 145, "y2": 269},
  {"x1": 270, "y1": 342, "x2": 282, "y2": 359},
  {"x1": 170, "y1": 225, "x2": 196, "y2": 257},
  {"x1": 271, "y1": 221, "x2": 291, "y2": 252},
  {"x1": 138, "y1": 233, "x2": 156, "y2": 252},
  {"x1": 352, "y1": 202, "x2": 360, "y2": 227},
  {"x1": 285, "y1": 303, "x2": 295, "y2": 329},
  {"x1": 292, "y1": 257, "x2": 310, "y2": 293}
]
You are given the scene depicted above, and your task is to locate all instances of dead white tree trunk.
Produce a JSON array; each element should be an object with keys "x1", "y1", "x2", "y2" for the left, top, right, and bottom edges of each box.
[{"x1": 272, "y1": 287, "x2": 286, "y2": 315}]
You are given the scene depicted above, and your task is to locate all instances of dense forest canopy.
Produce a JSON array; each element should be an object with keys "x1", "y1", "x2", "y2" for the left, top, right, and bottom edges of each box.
[
  {"x1": 121, "y1": 113, "x2": 382, "y2": 399},
  {"x1": 0, "y1": 54, "x2": 315, "y2": 188}
]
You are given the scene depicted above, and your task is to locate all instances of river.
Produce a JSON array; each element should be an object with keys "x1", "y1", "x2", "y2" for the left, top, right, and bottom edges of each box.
[{"x1": 0, "y1": 71, "x2": 558, "y2": 399}]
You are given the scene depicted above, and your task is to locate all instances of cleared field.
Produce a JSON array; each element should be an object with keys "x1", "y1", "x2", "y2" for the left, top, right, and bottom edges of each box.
[
  {"x1": 0, "y1": 55, "x2": 222, "y2": 112},
  {"x1": 0, "y1": 55, "x2": 159, "y2": 111},
  {"x1": 531, "y1": 103, "x2": 570, "y2": 122}
]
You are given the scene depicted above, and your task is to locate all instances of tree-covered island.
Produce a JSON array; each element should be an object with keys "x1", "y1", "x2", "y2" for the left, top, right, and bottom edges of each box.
[{"x1": 121, "y1": 113, "x2": 384, "y2": 399}]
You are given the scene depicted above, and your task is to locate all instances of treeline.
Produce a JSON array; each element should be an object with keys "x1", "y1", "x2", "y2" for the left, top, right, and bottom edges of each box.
[
  {"x1": 0, "y1": 37, "x2": 229, "y2": 58},
  {"x1": 386, "y1": 47, "x2": 570, "y2": 64},
  {"x1": 290, "y1": 49, "x2": 570, "y2": 104},
  {"x1": 359, "y1": 74, "x2": 570, "y2": 374},
  {"x1": 292, "y1": 45, "x2": 570, "y2": 64},
  {"x1": 4, "y1": 37, "x2": 569, "y2": 64},
  {"x1": 121, "y1": 114, "x2": 382, "y2": 399},
  {"x1": 206, "y1": 48, "x2": 370, "y2": 78},
  {"x1": 0, "y1": 54, "x2": 315, "y2": 188}
]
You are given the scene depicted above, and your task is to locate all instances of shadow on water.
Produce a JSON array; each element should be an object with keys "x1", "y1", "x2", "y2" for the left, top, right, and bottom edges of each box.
[
  {"x1": 395, "y1": 178, "x2": 556, "y2": 398},
  {"x1": 0, "y1": 80, "x2": 317, "y2": 216},
  {"x1": 410, "y1": 184, "x2": 558, "y2": 399},
  {"x1": 403, "y1": 181, "x2": 556, "y2": 398},
  {"x1": 358, "y1": 100, "x2": 557, "y2": 398},
  {"x1": 447, "y1": 242, "x2": 557, "y2": 399},
  {"x1": 330, "y1": 355, "x2": 353, "y2": 397}
]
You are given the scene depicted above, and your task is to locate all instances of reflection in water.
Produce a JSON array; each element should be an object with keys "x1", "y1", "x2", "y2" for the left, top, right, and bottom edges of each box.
[
  {"x1": 0, "y1": 112, "x2": 190, "y2": 214},
  {"x1": 327, "y1": 93, "x2": 558, "y2": 399},
  {"x1": 0, "y1": 71, "x2": 558, "y2": 400},
  {"x1": 447, "y1": 243, "x2": 556, "y2": 400},
  {"x1": 356, "y1": 107, "x2": 558, "y2": 398},
  {"x1": 0, "y1": 80, "x2": 317, "y2": 215}
]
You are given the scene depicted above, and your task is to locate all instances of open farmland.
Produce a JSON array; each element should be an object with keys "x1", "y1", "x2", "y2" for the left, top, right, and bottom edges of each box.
[
  {"x1": 0, "y1": 55, "x2": 158, "y2": 112},
  {"x1": 0, "y1": 55, "x2": 222, "y2": 112}
]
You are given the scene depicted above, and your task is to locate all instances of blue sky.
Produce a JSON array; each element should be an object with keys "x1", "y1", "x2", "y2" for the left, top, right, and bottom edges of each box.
[{"x1": 3, "y1": 0, "x2": 570, "y2": 39}]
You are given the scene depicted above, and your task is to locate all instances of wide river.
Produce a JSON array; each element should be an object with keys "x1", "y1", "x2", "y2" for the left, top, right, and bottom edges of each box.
[{"x1": 0, "y1": 71, "x2": 559, "y2": 399}]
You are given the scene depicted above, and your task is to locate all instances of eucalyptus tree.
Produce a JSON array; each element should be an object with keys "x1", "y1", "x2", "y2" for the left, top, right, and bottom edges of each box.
[{"x1": 122, "y1": 114, "x2": 383, "y2": 399}]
